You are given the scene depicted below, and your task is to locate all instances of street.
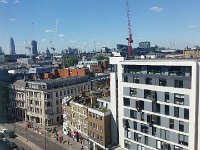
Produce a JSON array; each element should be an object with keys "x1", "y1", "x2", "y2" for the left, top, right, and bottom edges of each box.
[{"x1": 0, "y1": 123, "x2": 84, "y2": 150}]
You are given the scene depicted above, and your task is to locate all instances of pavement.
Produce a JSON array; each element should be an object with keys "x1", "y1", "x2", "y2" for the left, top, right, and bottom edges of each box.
[{"x1": 0, "y1": 122, "x2": 87, "y2": 150}]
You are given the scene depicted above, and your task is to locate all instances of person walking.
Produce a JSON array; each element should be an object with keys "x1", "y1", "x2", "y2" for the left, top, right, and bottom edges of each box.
[{"x1": 80, "y1": 146, "x2": 84, "y2": 150}]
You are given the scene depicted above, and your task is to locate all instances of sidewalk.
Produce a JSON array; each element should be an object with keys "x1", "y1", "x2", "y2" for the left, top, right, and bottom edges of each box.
[{"x1": 17, "y1": 121, "x2": 87, "y2": 150}]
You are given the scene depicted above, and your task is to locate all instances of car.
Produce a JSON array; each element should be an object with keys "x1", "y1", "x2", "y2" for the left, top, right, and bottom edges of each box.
[
  {"x1": 0, "y1": 129, "x2": 8, "y2": 134},
  {"x1": 4, "y1": 130, "x2": 15, "y2": 138},
  {"x1": 17, "y1": 147, "x2": 25, "y2": 150},
  {"x1": 8, "y1": 142, "x2": 18, "y2": 149}
]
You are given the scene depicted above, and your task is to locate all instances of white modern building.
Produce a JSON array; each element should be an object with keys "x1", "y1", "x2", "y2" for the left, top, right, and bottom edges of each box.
[{"x1": 110, "y1": 57, "x2": 199, "y2": 150}]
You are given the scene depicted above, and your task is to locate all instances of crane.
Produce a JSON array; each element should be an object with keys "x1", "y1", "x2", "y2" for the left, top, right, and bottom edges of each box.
[
  {"x1": 50, "y1": 19, "x2": 59, "y2": 56},
  {"x1": 125, "y1": 0, "x2": 133, "y2": 57},
  {"x1": 25, "y1": 41, "x2": 31, "y2": 57}
]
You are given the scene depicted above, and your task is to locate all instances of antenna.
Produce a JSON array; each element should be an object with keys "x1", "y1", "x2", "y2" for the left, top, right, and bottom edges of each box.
[{"x1": 125, "y1": 0, "x2": 133, "y2": 57}]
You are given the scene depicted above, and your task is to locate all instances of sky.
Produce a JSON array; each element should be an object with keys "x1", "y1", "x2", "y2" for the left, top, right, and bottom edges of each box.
[{"x1": 0, "y1": 0, "x2": 199, "y2": 54}]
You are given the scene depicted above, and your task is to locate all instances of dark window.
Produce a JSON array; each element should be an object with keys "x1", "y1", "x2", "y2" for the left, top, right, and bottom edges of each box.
[
  {"x1": 56, "y1": 92, "x2": 58, "y2": 97},
  {"x1": 169, "y1": 119, "x2": 174, "y2": 129},
  {"x1": 152, "y1": 103, "x2": 160, "y2": 113},
  {"x1": 174, "y1": 94, "x2": 184, "y2": 105},
  {"x1": 133, "y1": 77, "x2": 139, "y2": 83},
  {"x1": 144, "y1": 136, "x2": 148, "y2": 145},
  {"x1": 175, "y1": 80, "x2": 183, "y2": 88},
  {"x1": 130, "y1": 88, "x2": 137, "y2": 97},
  {"x1": 159, "y1": 78, "x2": 166, "y2": 86},
  {"x1": 124, "y1": 140, "x2": 131, "y2": 149},
  {"x1": 130, "y1": 110, "x2": 137, "y2": 119},
  {"x1": 123, "y1": 97, "x2": 130, "y2": 106},
  {"x1": 146, "y1": 78, "x2": 152, "y2": 85},
  {"x1": 165, "y1": 105, "x2": 169, "y2": 115},
  {"x1": 60, "y1": 91, "x2": 62, "y2": 96},
  {"x1": 123, "y1": 76, "x2": 128, "y2": 82},
  {"x1": 141, "y1": 112, "x2": 144, "y2": 121},
  {"x1": 165, "y1": 92, "x2": 169, "y2": 102},
  {"x1": 133, "y1": 121, "x2": 137, "y2": 130},
  {"x1": 174, "y1": 107, "x2": 179, "y2": 118},
  {"x1": 184, "y1": 109, "x2": 189, "y2": 120},
  {"x1": 136, "y1": 101, "x2": 144, "y2": 110},
  {"x1": 179, "y1": 134, "x2": 188, "y2": 146},
  {"x1": 179, "y1": 121, "x2": 184, "y2": 132},
  {"x1": 141, "y1": 124, "x2": 148, "y2": 133},
  {"x1": 152, "y1": 127, "x2": 156, "y2": 136}
]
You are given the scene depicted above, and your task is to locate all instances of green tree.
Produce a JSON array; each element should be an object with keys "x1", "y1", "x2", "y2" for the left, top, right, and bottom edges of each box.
[
  {"x1": 96, "y1": 55, "x2": 109, "y2": 61},
  {"x1": 66, "y1": 56, "x2": 78, "y2": 67}
]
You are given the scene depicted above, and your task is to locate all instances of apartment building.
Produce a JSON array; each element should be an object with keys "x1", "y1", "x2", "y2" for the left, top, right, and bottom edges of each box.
[
  {"x1": 62, "y1": 96, "x2": 111, "y2": 150},
  {"x1": 25, "y1": 76, "x2": 91, "y2": 127},
  {"x1": 110, "y1": 57, "x2": 199, "y2": 150},
  {"x1": 9, "y1": 80, "x2": 26, "y2": 121}
]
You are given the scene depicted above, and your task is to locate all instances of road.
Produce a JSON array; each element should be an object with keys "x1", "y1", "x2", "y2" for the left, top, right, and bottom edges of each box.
[{"x1": 1, "y1": 123, "x2": 67, "y2": 150}]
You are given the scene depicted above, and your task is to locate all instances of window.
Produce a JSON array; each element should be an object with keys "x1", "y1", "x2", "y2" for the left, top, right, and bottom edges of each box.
[
  {"x1": 161, "y1": 129, "x2": 169, "y2": 140},
  {"x1": 174, "y1": 146, "x2": 183, "y2": 150},
  {"x1": 130, "y1": 110, "x2": 137, "y2": 119},
  {"x1": 130, "y1": 88, "x2": 137, "y2": 97},
  {"x1": 165, "y1": 92, "x2": 170, "y2": 103},
  {"x1": 146, "y1": 78, "x2": 152, "y2": 85},
  {"x1": 56, "y1": 92, "x2": 58, "y2": 97},
  {"x1": 123, "y1": 97, "x2": 130, "y2": 106},
  {"x1": 174, "y1": 107, "x2": 179, "y2": 118},
  {"x1": 179, "y1": 134, "x2": 188, "y2": 146},
  {"x1": 159, "y1": 78, "x2": 166, "y2": 86},
  {"x1": 127, "y1": 130, "x2": 131, "y2": 139},
  {"x1": 133, "y1": 121, "x2": 137, "y2": 130},
  {"x1": 124, "y1": 140, "x2": 131, "y2": 149},
  {"x1": 175, "y1": 80, "x2": 183, "y2": 88},
  {"x1": 174, "y1": 94, "x2": 184, "y2": 105},
  {"x1": 56, "y1": 100, "x2": 59, "y2": 105},
  {"x1": 60, "y1": 91, "x2": 62, "y2": 96},
  {"x1": 134, "y1": 133, "x2": 141, "y2": 142},
  {"x1": 133, "y1": 77, "x2": 139, "y2": 83},
  {"x1": 179, "y1": 121, "x2": 184, "y2": 132},
  {"x1": 141, "y1": 112, "x2": 144, "y2": 121},
  {"x1": 144, "y1": 136, "x2": 148, "y2": 145},
  {"x1": 165, "y1": 105, "x2": 169, "y2": 115},
  {"x1": 123, "y1": 76, "x2": 128, "y2": 82},
  {"x1": 64, "y1": 91, "x2": 66, "y2": 95},
  {"x1": 152, "y1": 115, "x2": 160, "y2": 125},
  {"x1": 152, "y1": 103, "x2": 160, "y2": 113},
  {"x1": 169, "y1": 119, "x2": 174, "y2": 129},
  {"x1": 141, "y1": 124, "x2": 148, "y2": 133},
  {"x1": 156, "y1": 140, "x2": 161, "y2": 149},
  {"x1": 136, "y1": 101, "x2": 144, "y2": 111},
  {"x1": 184, "y1": 109, "x2": 189, "y2": 120},
  {"x1": 152, "y1": 127, "x2": 156, "y2": 136}
]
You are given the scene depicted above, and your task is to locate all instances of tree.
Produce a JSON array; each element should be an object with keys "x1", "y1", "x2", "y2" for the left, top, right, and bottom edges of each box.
[
  {"x1": 66, "y1": 56, "x2": 78, "y2": 67},
  {"x1": 96, "y1": 55, "x2": 109, "y2": 61}
]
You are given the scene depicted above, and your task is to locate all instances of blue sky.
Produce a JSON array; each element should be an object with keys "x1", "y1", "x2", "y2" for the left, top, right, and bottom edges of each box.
[{"x1": 0, "y1": 0, "x2": 199, "y2": 54}]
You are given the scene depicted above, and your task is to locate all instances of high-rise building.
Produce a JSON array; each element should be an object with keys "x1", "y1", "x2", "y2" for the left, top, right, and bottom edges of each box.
[
  {"x1": 110, "y1": 57, "x2": 199, "y2": 150},
  {"x1": 9, "y1": 37, "x2": 16, "y2": 54},
  {"x1": 31, "y1": 40, "x2": 38, "y2": 55},
  {"x1": 139, "y1": 41, "x2": 150, "y2": 49}
]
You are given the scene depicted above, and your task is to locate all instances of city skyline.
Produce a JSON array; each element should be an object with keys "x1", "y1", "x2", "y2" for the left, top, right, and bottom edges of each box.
[{"x1": 0, "y1": 0, "x2": 199, "y2": 54}]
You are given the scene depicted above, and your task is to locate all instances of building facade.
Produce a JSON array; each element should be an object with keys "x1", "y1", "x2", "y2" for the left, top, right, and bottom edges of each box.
[
  {"x1": 110, "y1": 57, "x2": 199, "y2": 150},
  {"x1": 25, "y1": 76, "x2": 91, "y2": 127}
]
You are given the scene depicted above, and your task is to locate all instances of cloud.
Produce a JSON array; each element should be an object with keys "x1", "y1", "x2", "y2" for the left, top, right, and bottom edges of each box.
[
  {"x1": 189, "y1": 25, "x2": 199, "y2": 28},
  {"x1": 58, "y1": 34, "x2": 65, "y2": 37},
  {"x1": 150, "y1": 6, "x2": 163, "y2": 12},
  {"x1": 44, "y1": 29, "x2": 55, "y2": 33},
  {"x1": 68, "y1": 40, "x2": 76, "y2": 43},
  {"x1": 41, "y1": 38, "x2": 46, "y2": 42},
  {"x1": 13, "y1": 0, "x2": 20, "y2": 3},
  {"x1": 8, "y1": 18, "x2": 16, "y2": 22},
  {"x1": 0, "y1": 0, "x2": 8, "y2": 4}
]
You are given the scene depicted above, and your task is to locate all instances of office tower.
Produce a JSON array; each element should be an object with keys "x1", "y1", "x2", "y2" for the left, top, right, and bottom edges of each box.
[
  {"x1": 139, "y1": 41, "x2": 151, "y2": 49},
  {"x1": 9, "y1": 37, "x2": 16, "y2": 54},
  {"x1": 110, "y1": 57, "x2": 199, "y2": 150},
  {"x1": 31, "y1": 40, "x2": 38, "y2": 55}
]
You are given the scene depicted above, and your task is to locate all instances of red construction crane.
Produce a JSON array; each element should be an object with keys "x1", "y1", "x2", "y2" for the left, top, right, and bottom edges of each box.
[{"x1": 125, "y1": 0, "x2": 133, "y2": 57}]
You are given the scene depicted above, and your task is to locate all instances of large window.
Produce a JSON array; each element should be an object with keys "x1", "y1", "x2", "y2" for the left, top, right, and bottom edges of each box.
[
  {"x1": 130, "y1": 110, "x2": 137, "y2": 119},
  {"x1": 174, "y1": 94, "x2": 184, "y2": 105},
  {"x1": 130, "y1": 88, "x2": 137, "y2": 97},
  {"x1": 179, "y1": 134, "x2": 188, "y2": 146},
  {"x1": 123, "y1": 97, "x2": 130, "y2": 107},
  {"x1": 134, "y1": 133, "x2": 141, "y2": 142},
  {"x1": 160, "y1": 129, "x2": 169, "y2": 140},
  {"x1": 159, "y1": 78, "x2": 166, "y2": 86},
  {"x1": 184, "y1": 109, "x2": 189, "y2": 120},
  {"x1": 165, "y1": 92, "x2": 170, "y2": 103},
  {"x1": 179, "y1": 121, "x2": 184, "y2": 132},
  {"x1": 169, "y1": 119, "x2": 174, "y2": 129},
  {"x1": 174, "y1": 80, "x2": 183, "y2": 88},
  {"x1": 133, "y1": 77, "x2": 140, "y2": 83},
  {"x1": 174, "y1": 107, "x2": 179, "y2": 118},
  {"x1": 144, "y1": 90, "x2": 157, "y2": 101},
  {"x1": 152, "y1": 103, "x2": 160, "y2": 113}
]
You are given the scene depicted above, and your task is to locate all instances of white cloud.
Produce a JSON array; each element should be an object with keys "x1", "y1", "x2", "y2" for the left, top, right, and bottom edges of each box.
[
  {"x1": 13, "y1": 0, "x2": 20, "y2": 3},
  {"x1": 44, "y1": 29, "x2": 55, "y2": 33},
  {"x1": 8, "y1": 18, "x2": 16, "y2": 22},
  {"x1": 41, "y1": 38, "x2": 46, "y2": 42},
  {"x1": 0, "y1": 0, "x2": 8, "y2": 4},
  {"x1": 150, "y1": 6, "x2": 163, "y2": 12},
  {"x1": 68, "y1": 40, "x2": 76, "y2": 43},
  {"x1": 189, "y1": 25, "x2": 199, "y2": 28},
  {"x1": 58, "y1": 34, "x2": 65, "y2": 37}
]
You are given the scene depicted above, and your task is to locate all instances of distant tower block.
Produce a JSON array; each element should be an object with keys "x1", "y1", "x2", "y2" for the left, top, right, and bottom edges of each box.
[
  {"x1": 9, "y1": 37, "x2": 16, "y2": 54},
  {"x1": 31, "y1": 40, "x2": 38, "y2": 55}
]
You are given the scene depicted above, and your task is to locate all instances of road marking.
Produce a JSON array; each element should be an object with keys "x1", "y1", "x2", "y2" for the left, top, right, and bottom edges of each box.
[{"x1": 34, "y1": 138, "x2": 40, "y2": 141}]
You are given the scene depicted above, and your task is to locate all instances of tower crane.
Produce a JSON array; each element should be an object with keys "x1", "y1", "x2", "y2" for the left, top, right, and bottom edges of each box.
[
  {"x1": 25, "y1": 41, "x2": 31, "y2": 57},
  {"x1": 50, "y1": 19, "x2": 59, "y2": 56},
  {"x1": 125, "y1": 0, "x2": 133, "y2": 57}
]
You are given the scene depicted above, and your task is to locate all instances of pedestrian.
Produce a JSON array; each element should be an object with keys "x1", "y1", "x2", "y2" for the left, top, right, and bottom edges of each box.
[{"x1": 68, "y1": 140, "x2": 69, "y2": 145}]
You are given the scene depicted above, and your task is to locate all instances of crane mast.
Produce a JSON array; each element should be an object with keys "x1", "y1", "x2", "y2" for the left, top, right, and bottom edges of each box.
[{"x1": 125, "y1": 0, "x2": 133, "y2": 57}]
